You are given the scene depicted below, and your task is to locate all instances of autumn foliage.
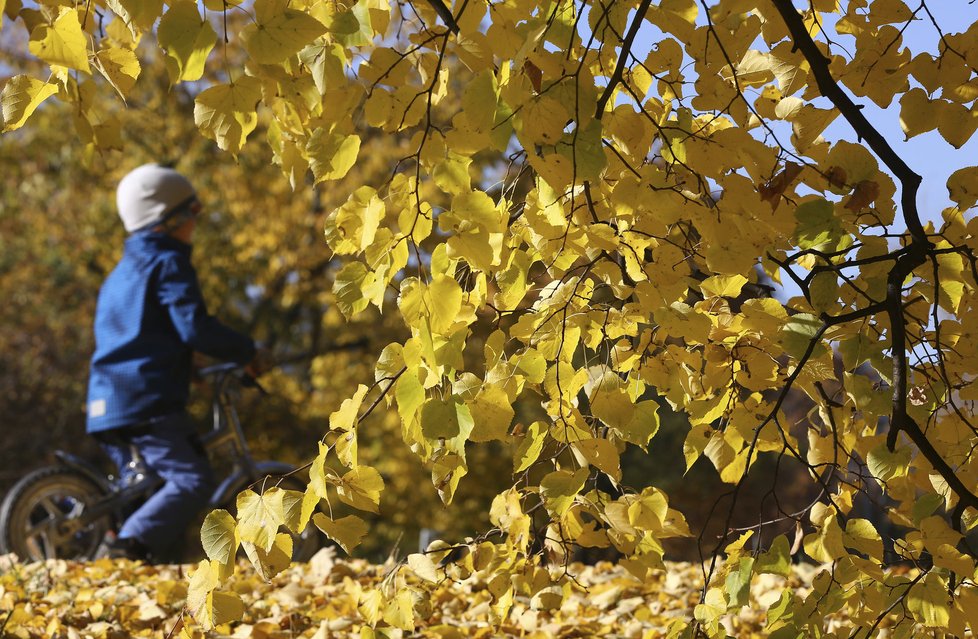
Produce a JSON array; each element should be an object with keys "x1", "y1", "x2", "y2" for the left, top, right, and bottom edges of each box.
[{"x1": 4, "y1": 0, "x2": 978, "y2": 636}]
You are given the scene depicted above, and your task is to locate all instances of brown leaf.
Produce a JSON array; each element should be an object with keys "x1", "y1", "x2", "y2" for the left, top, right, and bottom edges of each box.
[
  {"x1": 524, "y1": 60, "x2": 543, "y2": 93},
  {"x1": 844, "y1": 179, "x2": 880, "y2": 211},
  {"x1": 758, "y1": 161, "x2": 804, "y2": 210}
]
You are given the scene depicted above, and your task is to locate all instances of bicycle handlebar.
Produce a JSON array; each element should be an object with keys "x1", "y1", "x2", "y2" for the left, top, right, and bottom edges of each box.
[{"x1": 196, "y1": 362, "x2": 268, "y2": 395}]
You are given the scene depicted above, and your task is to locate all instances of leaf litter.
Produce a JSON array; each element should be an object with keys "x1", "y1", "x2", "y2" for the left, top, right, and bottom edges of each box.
[{"x1": 0, "y1": 551, "x2": 825, "y2": 638}]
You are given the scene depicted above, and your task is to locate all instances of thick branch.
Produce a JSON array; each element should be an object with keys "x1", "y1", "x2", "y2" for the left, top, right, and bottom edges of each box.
[
  {"x1": 423, "y1": 0, "x2": 460, "y2": 34},
  {"x1": 770, "y1": 0, "x2": 928, "y2": 245},
  {"x1": 594, "y1": 0, "x2": 653, "y2": 120},
  {"x1": 771, "y1": 0, "x2": 978, "y2": 526}
]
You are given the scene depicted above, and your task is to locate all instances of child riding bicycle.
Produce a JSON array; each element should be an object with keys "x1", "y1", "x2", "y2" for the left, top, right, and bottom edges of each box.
[{"x1": 87, "y1": 164, "x2": 268, "y2": 562}]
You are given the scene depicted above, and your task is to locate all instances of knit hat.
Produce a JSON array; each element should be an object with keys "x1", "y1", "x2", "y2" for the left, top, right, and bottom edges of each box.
[{"x1": 116, "y1": 164, "x2": 198, "y2": 232}]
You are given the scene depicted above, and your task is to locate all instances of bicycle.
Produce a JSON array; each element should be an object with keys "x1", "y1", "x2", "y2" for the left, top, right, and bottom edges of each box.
[{"x1": 0, "y1": 363, "x2": 318, "y2": 563}]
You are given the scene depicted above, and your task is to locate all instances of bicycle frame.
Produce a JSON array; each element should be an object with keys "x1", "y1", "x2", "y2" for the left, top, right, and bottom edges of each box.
[{"x1": 57, "y1": 364, "x2": 295, "y2": 531}]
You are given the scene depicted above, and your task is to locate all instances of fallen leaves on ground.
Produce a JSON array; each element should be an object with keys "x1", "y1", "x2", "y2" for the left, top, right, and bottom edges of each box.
[{"x1": 0, "y1": 551, "x2": 819, "y2": 638}]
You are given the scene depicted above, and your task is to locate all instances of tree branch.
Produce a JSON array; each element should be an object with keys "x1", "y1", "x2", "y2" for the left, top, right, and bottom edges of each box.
[
  {"x1": 423, "y1": 0, "x2": 460, "y2": 35},
  {"x1": 770, "y1": 0, "x2": 929, "y2": 245},
  {"x1": 594, "y1": 0, "x2": 653, "y2": 120}
]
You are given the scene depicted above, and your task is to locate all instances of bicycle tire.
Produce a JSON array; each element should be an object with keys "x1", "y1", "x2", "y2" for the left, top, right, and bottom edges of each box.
[{"x1": 0, "y1": 466, "x2": 115, "y2": 561}]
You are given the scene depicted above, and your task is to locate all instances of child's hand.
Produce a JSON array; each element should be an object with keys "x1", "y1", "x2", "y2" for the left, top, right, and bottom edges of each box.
[{"x1": 245, "y1": 347, "x2": 274, "y2": 377}]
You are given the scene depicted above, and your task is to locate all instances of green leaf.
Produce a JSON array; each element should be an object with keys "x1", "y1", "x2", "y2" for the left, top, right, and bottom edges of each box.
[
  {"x1": 420, "y1": 396, "x2": 471, "y2": 440},
  {"x1": 200, "y1": 509, "x2": 238, "y2": 579},
  {"x1": 333, "y1": 261, "x2": 373, "y2": 318},
  {"x1": 540, "y1": 468, "x2": 588, "y2": 517},
  {"x1": 725, "y1": 557, "x2": 754, "y2": 609},
  {"x1": 779, "y1": 313, "x2": 824, "y2": 360},
  {"x1": 756, "y1": 535, "x2": 791, "y2": 577},
  {"x1": 867, "y1": 443, "x2": 911, "y2": 482},
  {"x1": 793, "y1": 198, "x2": 843, "y2": 250},
  {"x1": 843, "y1": 518, "x2": 883, "y2": 560}
]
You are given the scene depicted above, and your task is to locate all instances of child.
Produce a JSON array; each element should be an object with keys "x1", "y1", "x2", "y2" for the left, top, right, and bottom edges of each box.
[{"x1": 87, "y1": 164, "x2": 261, "y2": 561}]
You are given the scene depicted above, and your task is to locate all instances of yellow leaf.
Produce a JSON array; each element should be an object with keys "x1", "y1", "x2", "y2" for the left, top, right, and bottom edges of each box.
[
  {"x1": 336, "y1": 465, "x2": 384, "y2": 513},
  {"x1": 395, "y1": 371, "x2": 425, "y2": 423},
  {"x1": 330, "y1": 383, "x2": 368, "y2": 432},
  {"x1": 427, "y1": 274, "x2": 463, "y2": 335},
  {"x1": 843, "y1": 518, "x2": 883, "y2": 560},
  {"x1": 325, "y1": 186, "x2": 385, "y2": 255},
  {"x1": 906, "y1": 573, "x2": 951, "y2": 628},
  {"x1": 241, "y1": 0, "x2": 327, "y2": 64},
  {"x1": 200, "y1": 509, "x2": 238, "y2": 579},
  {"x1": 938, "y1": 101, "x2": 978, "y2": 149},
  {"x1": 947, "y1": 166, "x2": 978, "y2": 210},
  {"x1": 187, "y1": 561, "x2": 244, "y2": 630},
  {"x1": 312, "y1": 513, "x2": 368, "y2": 553},
  {"x1": 467, "y1": 385, "x2": 514, "y2": 442},
  {"x1": 1, "y1": 75, "x2": 57, "y2": 132},
  {"x1": 94, "y1": 46, "x2": 140, "y2": 97},
  {"x1": 899, "y1": 88, "x2": 938, "y2": 139},
  {"x1": 193, "y1": 77, "x2": 262, "y2": 154},
  {"x1": 28, "y1": 7, "x2": 90, "y2": 73},
  {"x1": 358, "y1": 587, "x2": 384, "y2": 626},
  {"x1": 307, "y1": 129, "x2": 360, "y2": 183},
  {"x1": 242, "y1": 532, "x2": 293, "y2": 580},
  {"x1": 186, "y1": 559, "x2": 218, "y2": 621},
  {"x1": 433, "y1": 153, "x2": 473, "y2": 196},
  {"x1": 700, "y1": 274, "x2": 748, "y2": 298},
  {"x1": 514, "y1": 421, "x2": 547, "y2": 473},
  {"x1": 236, "y1": 487, "x2": 286, "y2": 552},
  {"x1": 803, "y1": 506, "x2": 846, "y2": 563},
  {"x1": 106, "y1": 0, "x2": 163, "y2": 38},
  {"x1": 407, "y1": 553, "x2": 440, "y2": 583},
  {"x1": 383, "y1": 589, "x2": 417, "y2": 631},
  {"x1": 158, "y1": 0, "x2": 216, "y2": 83},
  {"x1": 280, "y1": 488, "x2": 305, "y2": 533},
  {"x1": 431, "y1": 453, "x2": 467, "y2": 505},
  {"x1": 572, "y1": 438, "x2": 621, "y2": 482}
]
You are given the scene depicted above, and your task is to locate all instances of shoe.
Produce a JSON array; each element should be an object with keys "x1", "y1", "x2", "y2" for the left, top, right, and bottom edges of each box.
[{"x1": 94, "y1": 534, "x2": 150, "y2": 561}]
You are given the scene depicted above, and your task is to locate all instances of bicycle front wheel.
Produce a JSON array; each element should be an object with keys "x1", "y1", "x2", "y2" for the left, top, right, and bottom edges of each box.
[{"x1": 0, "y1": 466, "x2": 115, "y2": 561}]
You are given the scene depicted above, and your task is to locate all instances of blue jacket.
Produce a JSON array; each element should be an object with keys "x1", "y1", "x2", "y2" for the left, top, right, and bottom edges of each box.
[{"x1": 86, "y1": 232, "x2": 255, "y2": 433}]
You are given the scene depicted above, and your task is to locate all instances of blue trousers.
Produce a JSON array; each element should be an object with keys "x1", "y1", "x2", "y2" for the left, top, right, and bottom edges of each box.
[{"x1": 97, "y1": 412, "x2": 215, "y2": 557}]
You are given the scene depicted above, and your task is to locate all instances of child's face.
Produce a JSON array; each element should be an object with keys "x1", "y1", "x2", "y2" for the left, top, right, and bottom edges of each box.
[{"x1": 170, "y1": 216, "x2": 197, "y2": 245}]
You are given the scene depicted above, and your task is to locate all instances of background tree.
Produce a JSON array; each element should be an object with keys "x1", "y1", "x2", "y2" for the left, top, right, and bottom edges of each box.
[{"x1": 4, "y1": 0, "x2": 978, "y2": 636}]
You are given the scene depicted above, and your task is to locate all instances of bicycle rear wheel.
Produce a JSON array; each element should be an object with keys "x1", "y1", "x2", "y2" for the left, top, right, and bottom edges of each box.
[{"x1": 0, "y1": 466, "x2": 115, "y2": 561}]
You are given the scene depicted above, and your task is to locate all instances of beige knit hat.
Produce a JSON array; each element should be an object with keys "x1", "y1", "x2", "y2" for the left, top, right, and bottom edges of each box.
[{"x1": 116, "y1": 164, "x2": 197, "y2": 232}]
